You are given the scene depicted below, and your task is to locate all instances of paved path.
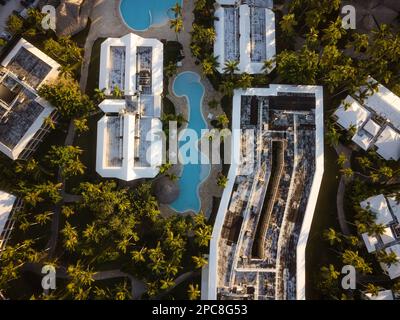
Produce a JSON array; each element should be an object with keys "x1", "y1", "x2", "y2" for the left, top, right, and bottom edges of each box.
[{"x1": 335, "y1": 143, "x2": 352, "y2": 236}]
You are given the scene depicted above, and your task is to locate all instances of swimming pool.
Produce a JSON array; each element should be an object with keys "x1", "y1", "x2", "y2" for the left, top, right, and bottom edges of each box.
[
  {"x1": 170, "y1": 72, "x2": 211, "y2": 213},
  {"x1": 119, "y1": 0, "x2": 183, "y2": 31}
]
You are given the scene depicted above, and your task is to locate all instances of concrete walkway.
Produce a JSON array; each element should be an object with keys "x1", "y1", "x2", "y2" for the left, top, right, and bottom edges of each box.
[{"x1": 335, "y1": 143, "x2": 352, "y2": 236}]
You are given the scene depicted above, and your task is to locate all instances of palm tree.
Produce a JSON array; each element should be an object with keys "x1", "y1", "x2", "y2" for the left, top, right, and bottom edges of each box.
[
  {"x1": 326, "y1": 123, "x2": 341, "y2": 146},
  {"x1": 35, "y1": 211, "x2": 53, "y2": 226},
  {"x1": 377, "y1": 250, "x2": 399, "y2": 267},
  {"x1": 195, "y1": 0, "x2": 207, "y2": 11},
  {"x1": 223, "y1": 60, "x2": 239, "y2": 76},
  {"x1": 188, "y1": 283, "x2": 201, "y2": 300},
  {"x1": 94, "y1": 88, "x2": 106, "y2": 103},
  {"x1": 46, "y1": 145, "x2": 86, "y2": 178},
  {"x1": 262, "y1": 59, "x2": 275, "y2": 74},
  {"x1": 368, "y1": 223, "x2": 385, "y2": 236},
  {"x1": 320, "y1": 264, "x2": 340, "y2": 281},
  {"x1": 216, "y1": 114, "x2": 229, "y2": 128},
  {"x1": 237, "y1": 72, "x2": 253, "y2": 89},
  {"x1": 341, "y1": 167, "x2": 354, "y2": 179},
  {"x1": 337, "y1": 152, "x2": 347, "y2": 168},
  {"x1": 201, "y1": 54, "x2": 219, "y2": 76},
  {"x1": 61, "y1": 222, "x2": 79, "y2": 252},
  {"x1": 170, "y1": 17, "x2": 184, "y2": 39},
  {"x1": 44, "y1": 116, "x2": 56, "y2": 130},
  {"x1": 114, "y1": 281, "x2": 131, "y2": 300},
  {"x1": 171, "y1": 2, "x2": 182, "y2": 17},
  {"x1": 219, "y1": 80, "x2": 235, "y2": 97},
  {"x1": 112, "y1": 86, "x2": 124, "y2": 98},
  {"x1": 279, "y1": 14, "x2": 298, "y2": 36},
  {"x1": 194, "y1": 225, "x2": 212, "y2": 247},
  {"x1": 160, "y1": 278, "x2": 175, "y2": 290},
  {"x1": 217, "y1": 172, "x2": 228, "y2": 188},
  {"x1": 192, "y1": 255, "x2": 208, "y2": 269},
  {"x1": 323, "y1": 228, "x2": 342, "y2": 246},
  {"x1": 364, "y1": 283, "x2": 381, "y2": 297},
  {"x1": 342, "y1": 250, "x2": 372, "y2": 274},
  {"x1": 131, "y1": 247, "x2": 147, "y2": 263}
]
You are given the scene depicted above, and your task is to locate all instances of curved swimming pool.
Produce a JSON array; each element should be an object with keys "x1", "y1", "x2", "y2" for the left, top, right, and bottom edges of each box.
[
  {"x1": 120, "y1": 0, "x2": 183, "y2": 31},
  {"x1": 170, "y1": 72, "x2": 211, "y2": 213}
]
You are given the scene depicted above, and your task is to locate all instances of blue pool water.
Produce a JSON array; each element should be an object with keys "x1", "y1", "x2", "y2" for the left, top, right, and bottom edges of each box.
[
  {"x1": 120, "y1": 0, "x2": 183, "y2": 31},
  {"x1": 170, "y1": 72, "x2": 211, "y2": 213}
]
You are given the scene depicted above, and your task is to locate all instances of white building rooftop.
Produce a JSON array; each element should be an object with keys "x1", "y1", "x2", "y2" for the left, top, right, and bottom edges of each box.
[
  {"x1": 362, "y1": 232, "x2": 379, "y2": 253},
  {"x1": 214, "y1": 1, "x2": 276, "y2": 74},
  {"x1": 375, "y1": 126, "x2": 400, "y2": 161},
  {"x1": 0, "y1": 38, "x2": 60, "y2": 160},
  {"x1": 334, "y1": 79, "x2": 400, "y2": 161},
  {"x1": 96, "y1": 34, "x2": 163, "y2": 181},
  {"x1": 381, "y1": 244, "x2": 400, "y2": 279},
  {"x1": 360, "y1": 194, "x2": 393, "y2": 226},
  {"x1": 334, "y1": 96, "x2": 370, "y2": 130},
  {"x1": 365, "y1": 290, "x2": 394, "y2": 300},
  {"x1": 387, "y1": 197, "x2": 400, "y2": 222}
]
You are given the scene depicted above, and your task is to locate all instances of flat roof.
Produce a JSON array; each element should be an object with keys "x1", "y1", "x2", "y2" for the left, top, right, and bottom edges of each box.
[
  {"x1": 0, "y1": 39, "x2": 59, "y2": 160},
  {"x1": 97, "y1": 34, "x2": 164, "y2": 181},
  {"x1": 364, "y1": 81, "x2": 400, "y2": 130},
  {"x1": 360, "y1": 194, "x2": 393, "y2": 226},
  {"x1": 375, "y1": 126, "x2": 400, "y2": 161},
  {"x1": 214, "y1": 3, "x2": 276, "y2": 74},
  {"x1": 381, "y1": 227, "x2": 396, "y2": 245},
  {"x1": 382, "y1": 244, "x2": 400, "y2": 279},
  {"x1": 363, "y1": 119, "x2": 381, "y2": 137},
  {"x1": 1, "y1": 38, "x2": 60, "y2": 89},
  {"x1": 334, "y1": 96, "x2": 370, "y2": 130},
  {"x1": 365, "y1": 290, "x2": 394, "y2": 300},
  {"x1": 206, "y1": 84, "x2": 324, "y2": 301},
  {"x1": 387, "y1": 197, "x2": 400, "y2": 222},
  {"x1": 362, "y1": 232, "x2": 378, "y2": 253}
]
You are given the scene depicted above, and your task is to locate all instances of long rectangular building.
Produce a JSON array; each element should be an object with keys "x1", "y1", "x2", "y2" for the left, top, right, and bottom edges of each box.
[
  {"x1": 203, "y1": 85, "x2": 324, "y2": 300},
  {"x1": 214, "y1": 0, "x2": 276, "y2": 74},
  {"x1": 96, "y1": 34, "x2": 163, "y2": 181}
]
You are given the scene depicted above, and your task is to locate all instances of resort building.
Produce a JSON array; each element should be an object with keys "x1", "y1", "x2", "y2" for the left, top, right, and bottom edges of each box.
[
  {"x1": 364, "y1": 289, "x2": 394, "y2": 300},
  {"x1": 360, "y1": 194, "x2": 400, "y2": 279},
  {"x1": 334, "y1": 79, "x2": 400, "y2": 161},
  {"x1": 0, "y1": 190, "x2": 23, "y2": 251},
  {"x1": 214, "y1": 0, "x2": 276, "y2": 74},
  {"x1": 203, "y1": 85, "x2": 324, "y2": 300},
  {"x1": 0, "y1": 38, "x2": 60, "y2": 160},
  {"x1": 96, "y1": 34, "x2": 164, "y2": 181}
]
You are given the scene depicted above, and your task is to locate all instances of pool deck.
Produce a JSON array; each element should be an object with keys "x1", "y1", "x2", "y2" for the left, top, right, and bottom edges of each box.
[{"x1": 80, "y1": 0, "x2": 225, "y2": 217}]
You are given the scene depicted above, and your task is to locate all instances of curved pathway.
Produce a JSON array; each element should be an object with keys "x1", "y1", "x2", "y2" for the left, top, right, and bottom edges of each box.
[{"x1": 335, "y1": 143, "x2": 352, "y2": 236}]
